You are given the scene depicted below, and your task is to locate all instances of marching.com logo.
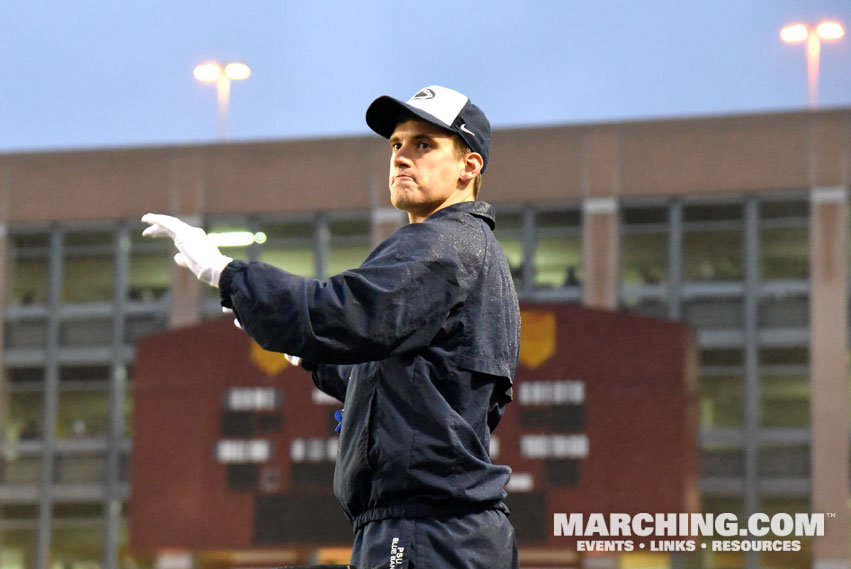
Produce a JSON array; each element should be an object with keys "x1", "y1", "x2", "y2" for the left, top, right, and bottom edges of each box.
[{"x1": 554, "y1": 512, "x2": 830, "y2": 553}]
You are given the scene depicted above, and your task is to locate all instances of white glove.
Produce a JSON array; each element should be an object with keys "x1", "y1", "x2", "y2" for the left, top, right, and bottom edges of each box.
[
  {"x1": 284, "y1": 354, "x2": 302, "y2": 367},
  {"x1": 141, "y1": 213, "x2": 232, "y2": 287},
  {"x1": 222, "y1": 307, "x2": 243, "y2": 330}
]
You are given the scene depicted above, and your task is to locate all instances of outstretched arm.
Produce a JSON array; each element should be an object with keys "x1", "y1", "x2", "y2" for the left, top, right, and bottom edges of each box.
[
  {"x1": 143, "y1": 213, "x2": 480, "y2": 366},
  {"x1": 218, "y1": 221, "x2": 474, "y2": 365}
]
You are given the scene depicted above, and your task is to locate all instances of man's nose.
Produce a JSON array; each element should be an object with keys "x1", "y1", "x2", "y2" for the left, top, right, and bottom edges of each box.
[{"x1": 393, "y1": 144, "x2": 413, "y2": 167}]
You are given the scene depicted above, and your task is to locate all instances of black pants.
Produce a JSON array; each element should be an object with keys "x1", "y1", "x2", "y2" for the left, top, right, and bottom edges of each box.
[{"x1": 350, "y1": 509, "x2": 519, "y2": 569}]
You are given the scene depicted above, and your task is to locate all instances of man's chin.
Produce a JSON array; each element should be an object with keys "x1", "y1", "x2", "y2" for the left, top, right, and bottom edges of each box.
[
  {"x1": 389, "y1": 189, "x2": 414, "y2": 211},
  {"x1": 390, "y1": 196, "x2": 423, "y2": 218}
]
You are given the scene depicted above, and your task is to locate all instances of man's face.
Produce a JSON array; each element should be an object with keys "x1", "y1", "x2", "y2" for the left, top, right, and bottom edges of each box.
[{"x1": 388, "y1": 119, "x2": 467, "y2": 221}]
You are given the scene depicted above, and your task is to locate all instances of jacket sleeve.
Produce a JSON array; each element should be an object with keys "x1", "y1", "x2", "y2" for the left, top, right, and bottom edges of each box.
[
  {"x1": 300, "y1": 359, "x2": 351, "y2": 403},
  {"x1": 219, "y1": 222, "x2": 479, "y2": 365}
]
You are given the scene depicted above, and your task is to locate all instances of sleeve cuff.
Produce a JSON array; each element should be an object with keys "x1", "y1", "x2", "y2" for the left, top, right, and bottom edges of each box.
[{"x1": 218, "y1": 260, "x2": 248, "y2": 308}]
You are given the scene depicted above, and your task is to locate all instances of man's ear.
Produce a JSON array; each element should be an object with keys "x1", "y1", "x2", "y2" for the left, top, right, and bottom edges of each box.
[{"x1": 460, "y1": 152, "x2": 484, "y2": 184}]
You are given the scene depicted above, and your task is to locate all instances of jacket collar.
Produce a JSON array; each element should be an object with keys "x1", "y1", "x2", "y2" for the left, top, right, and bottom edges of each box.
[{"x1": 425, "y1": 201, "x2": 496, "y2": 230}]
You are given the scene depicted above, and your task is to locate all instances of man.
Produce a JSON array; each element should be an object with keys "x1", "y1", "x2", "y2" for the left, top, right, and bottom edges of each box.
[{"x1": 142, "y1": 85, "x2": 520, "y2": 568}]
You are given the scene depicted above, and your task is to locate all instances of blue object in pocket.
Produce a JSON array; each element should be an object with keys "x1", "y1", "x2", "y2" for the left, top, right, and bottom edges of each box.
[{"x1": 334, "y1": 409, "x2": 343, "y2": 434}]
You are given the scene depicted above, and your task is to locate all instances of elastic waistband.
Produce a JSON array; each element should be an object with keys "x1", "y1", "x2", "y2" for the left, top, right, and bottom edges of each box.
[{"x1": 353, "y1": 500, "x2": 509, "y2": 530}]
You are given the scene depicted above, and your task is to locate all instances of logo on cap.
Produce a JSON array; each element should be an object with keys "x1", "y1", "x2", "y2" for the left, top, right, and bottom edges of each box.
[
  {"x1": 459, "y1": 124, "x2": 476, "y2": 137},
  {"x1": 412, "y1": 89, "x2": 436, "y2": 100}
]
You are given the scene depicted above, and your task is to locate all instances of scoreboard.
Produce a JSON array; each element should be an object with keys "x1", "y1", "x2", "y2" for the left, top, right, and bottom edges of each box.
[{"x1": 130, "y1": 303, "x2": 697, "y2": 552}]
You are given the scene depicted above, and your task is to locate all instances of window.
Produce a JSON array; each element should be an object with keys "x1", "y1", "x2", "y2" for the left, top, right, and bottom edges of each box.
[
  {"x1": 699, "y1": 374, "x2": 744, "y2": 429},
  {"x1": 60, "y1": 365, "x2": 110, "y2": 384},
  {"x1": 0, "y1": 454, "x2": 41, "y2": 485},
  {"x1": 493, "y1": 211, "x2": 523, "y2": 291},
  {"x1": 620, "y1": 205, "x2": 668, "y2": 286},
  {"x1": 57, "y1": 390, "x2": 109, "y2": 439},
  {"x1": 53, "y1": 502, "x2": 104, "y2": 519},
  {"x1": 60, "y1": 317, "x2": 113, "y2": 347},
  {"x1": 6, "y1": 259, "x2": 49, "y2": 306},
  {"x1": 760, "y1": 374, "x2": 809, "y2": 427},
  {"x1": 50, "y1": 525, "x2": 106, "y2": 569},
  {"x1": 683, "y1": 203, "x2": 744, "y2": 282},
  {"x1": 759, "y1": 294, "x2": 808, "y2": 328},
  {"x1": 6, "y1": 231, "x2": 50, "y2": 306},
  {"x1": 701, "y1": 445, "x2": 745, "y2": 477},
  {"x1": 760, "y1": 346, "x2": 809, "y2": 428},
  {"x1": 758, "y1": 445, "x2": 809, "y2": 478},
  {"x1": 683, "y1": 297, "x2": 744, "y2": 330},
  {"x1": 63, "y1": 230, "x2": 115, "y2": 303},
  {"x1": 63, "y1": 256, "x2": 114, "y2": 302},
  {"x1": 533, "y1": 209, "x2": 581, "y2": 289},
  {"x1": 6, "y1": 391, "x2": 44, "y2": 444},
  {"x1": 327, "y1": 217, "x2": 371, "y2": 276},
  {"x1": 54, "y1": 453, "x2": 107, "y2": 484},
  {"x1": 0, "y1": 530, "x2": 38, "y2": 569},
  {"x1": 760, "y1": 199, "x2": 809, "y2": 280},
  {"x1": 4, "y1": 318, "x2": 48, "y2": 349},
  {"x1": 620, "y1": 203, "x2": 669, "y2": 317},
  {"x1": 761, "y1": 227, "x2": 809, "y2": 280},
  {"x1": 700, "y1": 348, "x2": 745, "y2": 367},
  {"x1": 124, "y1": 313, "x2": 169, "y2": 344}
]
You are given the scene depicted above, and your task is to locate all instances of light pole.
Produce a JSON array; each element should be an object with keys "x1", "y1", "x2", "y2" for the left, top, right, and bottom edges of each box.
[
  {"x1": 780, "y1": 21, "x2": 845, "y2": 108},
  {"x1": 193, "y1": 61, "x2": 252, "y2": 139}
]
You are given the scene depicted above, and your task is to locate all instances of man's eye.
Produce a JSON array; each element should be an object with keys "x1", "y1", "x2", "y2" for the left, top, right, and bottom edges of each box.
[{"x1": 418, "y1": 142, "x2": 430, "y2": 149}]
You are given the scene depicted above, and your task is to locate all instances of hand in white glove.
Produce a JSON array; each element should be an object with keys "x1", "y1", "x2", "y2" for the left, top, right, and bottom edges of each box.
[
  {"x1": 284, "y1": 354, "x2": 302, "y2": 367},
  {"x1": 222, "y1": 307, "x2": 243, "y2": 330},
  {"x1": 141, "y1": 213, "x2": 232, "y2": 287}
]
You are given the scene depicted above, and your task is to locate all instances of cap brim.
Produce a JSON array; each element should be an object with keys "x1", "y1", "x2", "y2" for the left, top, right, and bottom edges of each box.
[{"x1": 365, "y1": 96, "x2": 452, "y2": 139}]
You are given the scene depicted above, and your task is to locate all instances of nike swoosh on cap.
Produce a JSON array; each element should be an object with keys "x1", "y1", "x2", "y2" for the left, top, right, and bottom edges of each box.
[{"x1": 459, "y1": 124, "x2": 476, "y2": 137}]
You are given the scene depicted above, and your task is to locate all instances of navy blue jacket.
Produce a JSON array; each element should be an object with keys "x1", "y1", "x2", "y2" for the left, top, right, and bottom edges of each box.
[{"x1": 219, "y1": 201, "x2": 520, "y2": 528}]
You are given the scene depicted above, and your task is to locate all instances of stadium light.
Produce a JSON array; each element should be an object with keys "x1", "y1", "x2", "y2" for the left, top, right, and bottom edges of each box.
[
  {"x1": 780, "y1": 21, "x2": 845, "y2": 108},
  {"x1": 207, "y1": 231, "x2": 267, "y2": 248},
  {"x1": 193, "y1": 61, "x2": 252, "y2": 139}
]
